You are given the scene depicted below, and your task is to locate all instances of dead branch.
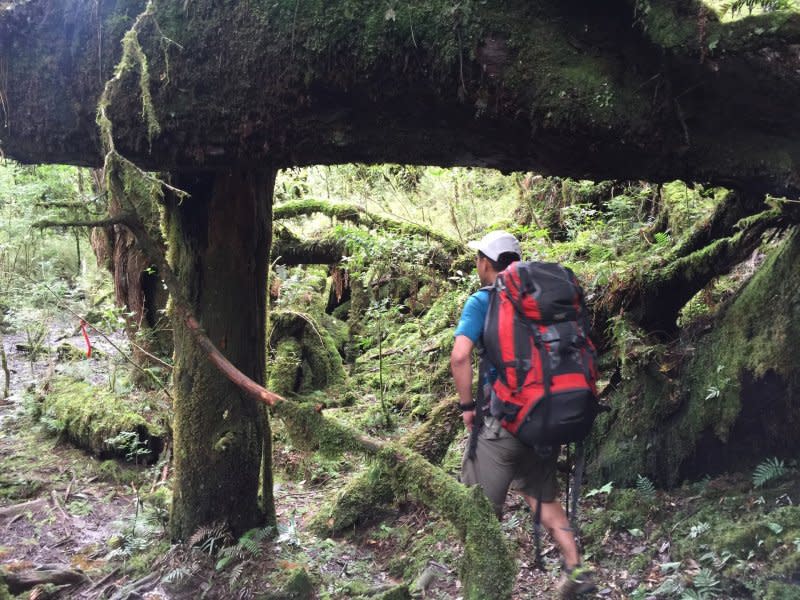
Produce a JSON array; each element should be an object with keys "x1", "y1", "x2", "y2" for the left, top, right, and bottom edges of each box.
[
  {"x1": 26, "y1": 276, "x2": 173, "y2": 401},
  {"x1": 2, "y1": 567, "x2": 89, "y2": 594},
  {"x1": 32, "y1": 215, "x2": 134, "y2": 229},
  {"x1": 0, "y1": 498, "x2": 47, "y2": 519}
]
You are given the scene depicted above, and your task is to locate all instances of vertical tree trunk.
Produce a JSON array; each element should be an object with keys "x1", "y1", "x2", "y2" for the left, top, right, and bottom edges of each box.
[
  {"x1": 90, "y1": 167, "x2": 172, "y2": 373},
  {"x1": 166, "y1": 168, "x2": 275, "y2": 540}
]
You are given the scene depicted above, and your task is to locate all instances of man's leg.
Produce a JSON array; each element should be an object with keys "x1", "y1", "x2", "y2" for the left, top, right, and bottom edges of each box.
[
  {"x1": 524, "y1": 496, "x2": 579, "y2": 568},
  {"x1": 461, "y1": 419, "x2": 519, "y2": 518}
]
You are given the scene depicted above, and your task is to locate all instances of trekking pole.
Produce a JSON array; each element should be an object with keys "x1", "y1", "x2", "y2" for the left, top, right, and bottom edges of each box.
[
  {"x1": 570, "y1": 442, "x2": 586, "y2": 532},
  {"x1": 565, "y1": 443, "x2": 571, "y2": 519},
  {"x1": 532, "y1": 492, "x2": 545, "y2": 571}
]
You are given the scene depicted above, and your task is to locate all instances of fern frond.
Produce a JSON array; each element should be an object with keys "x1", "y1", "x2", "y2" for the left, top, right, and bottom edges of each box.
[
  {"x1": 636, "y1": 474, "x2": 656, "y2": 500},
  {"x1": 752, "y1": 457, "x2": 786, "y2": 488},
  {"x1": 163, "y1": 566, "x2": 194, "y2": 585}
]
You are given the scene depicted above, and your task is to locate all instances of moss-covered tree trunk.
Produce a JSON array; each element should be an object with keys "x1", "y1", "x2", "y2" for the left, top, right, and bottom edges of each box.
[
  {"x1": 165, "y1": 168, "x2": 275, "y2": 540},
  {"x1": 591, "y1": 227, "x2": 800, "y2": 486}
]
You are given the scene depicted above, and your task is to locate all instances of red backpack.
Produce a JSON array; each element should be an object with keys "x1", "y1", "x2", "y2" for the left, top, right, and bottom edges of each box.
[{"x1": 481, "y1": 261, "x2": 599, "y2": 447}]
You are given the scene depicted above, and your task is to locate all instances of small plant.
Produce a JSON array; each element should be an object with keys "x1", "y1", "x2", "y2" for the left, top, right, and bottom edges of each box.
[
  {"x1": 681, "y1": 567, "x2": 720, "y2": 599},
  {"x1": 752, "y1": 457, "x2": 786, "y2": 488},
  {"x1": 585, "y1": 481, "x2": 614, "y2": 498},
  {"x1": 688, "y1": 522, "x2": 711, "y2": 539},
  {"x1": 215, "y1": 526, "x2": 272, "y2": 573},
  {"x1": 636, "y1": 474, "x2": 656, "y2": 501},
  {"x1": 105, "y1": 430, "x2": 151, "y2": 464},
  {"x1": 188, "y1": 522, "x2": 232, "y2": 556}
]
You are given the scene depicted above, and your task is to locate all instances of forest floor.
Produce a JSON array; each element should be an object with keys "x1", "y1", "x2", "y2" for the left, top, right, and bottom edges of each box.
[{"x1": 1, "y1": 329, "x2": 799, "y2": 599}]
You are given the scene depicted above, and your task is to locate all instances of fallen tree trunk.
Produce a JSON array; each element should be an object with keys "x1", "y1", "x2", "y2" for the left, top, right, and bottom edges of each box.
[
  {"x1": 597, "y1": 204, "x2": 799, "y2": 336},
  {"x1": 271, "y1": 225, "x2": 466, "y2": 274},
  {"x1": 310, "y1": 396, "x2": 462, "y2": 535},
  {"x1": 274, "y1": 199, "x2": 464, "y2": 254},
  {"x1": 5, "y1": 1, "x2": 800, "y2": 196},
  {"x1": 591, "y1": 226, "x2": 800, "y2": 487}
]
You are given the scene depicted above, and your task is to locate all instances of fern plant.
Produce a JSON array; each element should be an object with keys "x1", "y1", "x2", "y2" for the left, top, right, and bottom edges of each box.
[
  {"x1": 752, "y1": 457, "x2": 786, "y2": 488},
  {"x1": 681, "y1": 568, "x2": 721, "y2": 599},
  {"x1": 188, "y1": 522, "x2": 232, "y2": 556},
  {"x1": 635, "y1": 474, "x2": 656, "y2": 501},
  {"x1": 215, "y1": 526, "x2": 271, "y2": 571}
]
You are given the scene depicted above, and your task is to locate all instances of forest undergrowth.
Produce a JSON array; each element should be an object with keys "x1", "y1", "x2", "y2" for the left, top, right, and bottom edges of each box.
[{"x1": 1, "y1": 162, "x2": 799, "y2": 599}]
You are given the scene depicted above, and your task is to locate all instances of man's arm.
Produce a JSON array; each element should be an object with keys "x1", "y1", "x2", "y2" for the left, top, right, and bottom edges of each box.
[{"x1": 451, "y1": 334, "x2": 476, "y2": 430}]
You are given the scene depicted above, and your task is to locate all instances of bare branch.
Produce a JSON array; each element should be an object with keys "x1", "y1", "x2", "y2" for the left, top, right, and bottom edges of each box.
[{"x1": 32, "y1": 215, "x2": 134, "y2": 229}]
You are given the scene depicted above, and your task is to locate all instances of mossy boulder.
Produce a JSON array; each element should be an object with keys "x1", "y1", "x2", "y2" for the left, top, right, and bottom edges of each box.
[{"x1": 33, "y1": 376, "x2": 167, "y2": 462}]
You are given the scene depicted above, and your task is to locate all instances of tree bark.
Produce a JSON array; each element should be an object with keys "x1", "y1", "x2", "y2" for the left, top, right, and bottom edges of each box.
[{"x1": 165, "y1": 168, "x2": 275, "y2": 540}]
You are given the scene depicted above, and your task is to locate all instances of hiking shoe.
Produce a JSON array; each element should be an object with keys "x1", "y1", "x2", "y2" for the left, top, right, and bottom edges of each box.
[{"x1": 556, "y1": 565, "x2": 597, "y2": 599}]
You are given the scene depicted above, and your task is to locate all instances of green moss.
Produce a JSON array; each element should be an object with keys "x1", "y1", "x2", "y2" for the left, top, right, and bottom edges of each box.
[
  {"x1": 592, "y1": 231, "x2": 800, "y2": 486},
  {"x1": 764, "y1": 581, "x2": 800, "y2": 600},
  {"x1": 386, "y1": 446, "x2": 516, "y2": 600},
  {"x1": 268, "y1": 311, "x2": 346, "y2": 395},
  {"x1": 310, "y1": 462, "x2": 393, "y2": 536},
  {"x1": 268, "y1": 338, "x2": 302, "y2": 396},
  {"x1": 0, "y1": 579, "x2": 10, "y2": 600},
  {"x1": 278, "y1": 567, "x2": 314, "y2": 599},
  {"x1": 35, "y1": 376, "x2": 166, "y2": 460},
  {"x1": 373, "y1": 585, "x2": 411, "y2": 600}
]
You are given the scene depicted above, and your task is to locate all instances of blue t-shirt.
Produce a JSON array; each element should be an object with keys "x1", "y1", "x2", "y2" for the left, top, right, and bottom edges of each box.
[{"x1": 454, "y1": 289, "x2": 490, "y2": 344}]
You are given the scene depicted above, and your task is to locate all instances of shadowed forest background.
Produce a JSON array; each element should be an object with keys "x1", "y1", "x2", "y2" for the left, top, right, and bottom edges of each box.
[{"x1": 2, "y1": 0, "x2": 800, "y2": 598}]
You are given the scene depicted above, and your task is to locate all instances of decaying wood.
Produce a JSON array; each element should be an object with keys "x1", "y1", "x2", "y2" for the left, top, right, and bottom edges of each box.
[
  {"x1": 0, "y1": 498, "x2": 47, "y2": 519},
  {"x1": 2, "y1": 567, "x2": 89, "y2": 594}
]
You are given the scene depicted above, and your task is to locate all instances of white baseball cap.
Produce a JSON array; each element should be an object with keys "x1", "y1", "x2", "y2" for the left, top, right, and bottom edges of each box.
[{"x1": 467, "y1": 230, "x2": 522, "y2": 261}]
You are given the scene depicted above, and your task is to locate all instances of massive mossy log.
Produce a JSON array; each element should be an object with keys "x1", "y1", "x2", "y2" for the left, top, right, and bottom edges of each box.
[
  {"x1": 33, "y1": 376, "x2": 166, "y2": 461},
  {"x1": 271, "y1": 223, "x2": 465, "y2": 275},
  {"x1": 591, "y1": 227, "x2": 800, "y2": 486},
  {"x1": 164, "y1": 169, "x2": 275, "y2": 539},
  {"x1": 2, "y1": 1, "x2": 800, "y2": 194}
]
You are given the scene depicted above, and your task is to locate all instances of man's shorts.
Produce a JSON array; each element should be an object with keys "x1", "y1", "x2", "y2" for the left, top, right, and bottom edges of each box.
[{"x1": 461, "y1": 417, "x2": 559, "y2": 517}]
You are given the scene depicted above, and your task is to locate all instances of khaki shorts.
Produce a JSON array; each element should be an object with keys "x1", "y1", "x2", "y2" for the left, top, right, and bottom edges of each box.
[{"x1": 461, "y1": 417, "x2": 559, "y2": 517}]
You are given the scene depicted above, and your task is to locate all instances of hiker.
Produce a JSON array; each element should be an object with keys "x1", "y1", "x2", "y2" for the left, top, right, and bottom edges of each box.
[{"x1": 451, "y1": 230, "x2": 596, "y2": 598}]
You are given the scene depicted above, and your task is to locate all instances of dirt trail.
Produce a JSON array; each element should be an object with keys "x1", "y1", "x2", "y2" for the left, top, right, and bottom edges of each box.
[{"x1": 0, "y1": 326, "x2": 638, "y2": 599}]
